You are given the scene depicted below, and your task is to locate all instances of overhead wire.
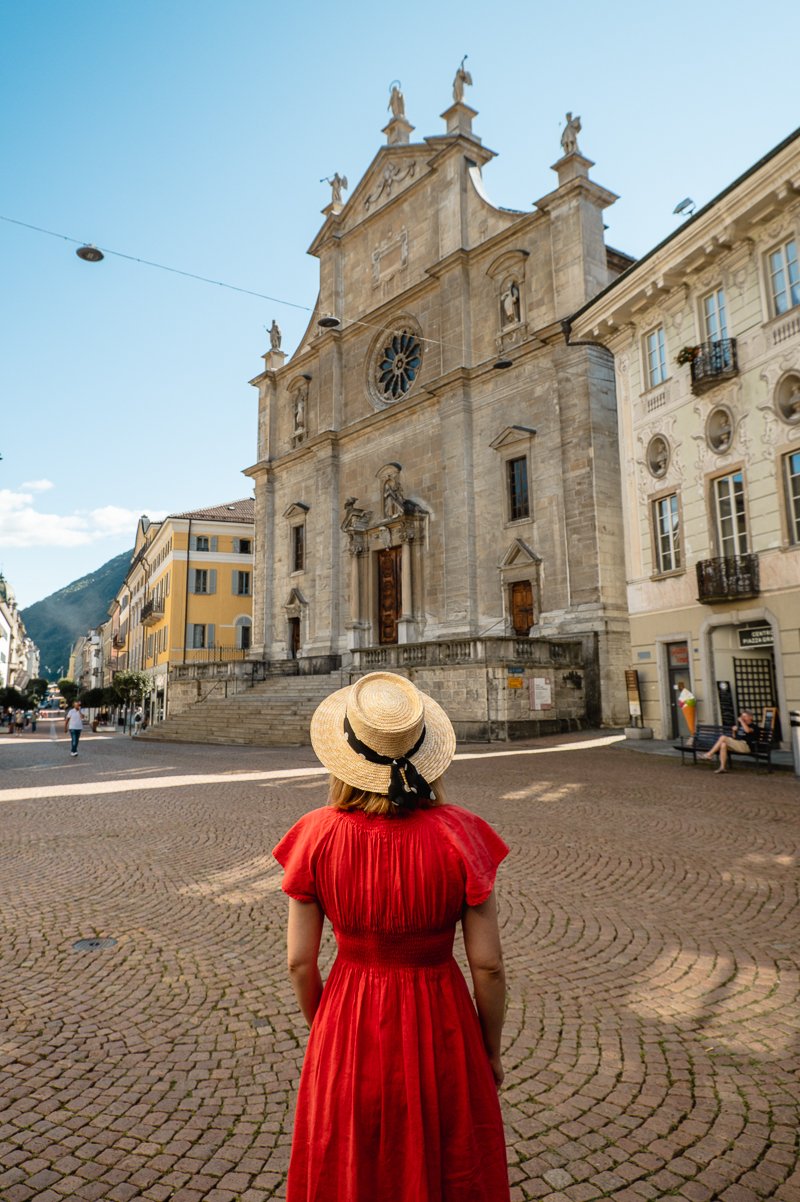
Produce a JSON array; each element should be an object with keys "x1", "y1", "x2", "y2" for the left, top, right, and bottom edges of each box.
[{"x1": 0, "y1": 213, "x2": 472, "y2": 357}]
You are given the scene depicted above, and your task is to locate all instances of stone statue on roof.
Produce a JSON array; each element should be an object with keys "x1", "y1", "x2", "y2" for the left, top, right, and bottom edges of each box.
[
  {"x1": 269, "y1": 320, "x2": 281, "y2": 351},
  {"x1": 324, "y1": 173, "x2": 348, "y2": 205},
  {"x1": 561, "y1": 112, "x2": 582, "y2": 157},
  {"x1": 453, "y1": 57, "x2": 472, "y2": 104},
  {"x1": 388, "y1": 84, "x2": 405, "y2": 119}
]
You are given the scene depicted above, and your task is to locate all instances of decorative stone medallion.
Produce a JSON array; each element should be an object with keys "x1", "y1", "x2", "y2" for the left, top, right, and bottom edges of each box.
[
  {"x1": 366, "y1": 315, "x2": 424, "y2": 410},
  {"x1": 646, "y1": 434, "x2": 670, "y2": 478},
  {"x1": 706, "y1": 405, "x2": 735, "y2": 454}
]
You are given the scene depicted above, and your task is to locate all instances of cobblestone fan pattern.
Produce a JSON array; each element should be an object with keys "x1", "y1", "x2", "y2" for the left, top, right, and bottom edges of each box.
[{"x1": 0, "y1": 732, "x2": 798, "y2": 1202}]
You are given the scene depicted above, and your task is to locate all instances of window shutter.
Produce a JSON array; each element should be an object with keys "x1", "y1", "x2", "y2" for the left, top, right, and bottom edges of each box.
[
  {"x1": 166, "y1": 571, "x2": 170, "y2": 596},
  {"x1": 186, "y1": 623, "x2": 194, "y2": 648},
  {"x1": 190, "y1": 535, "x2": 197, "y2": 552},
  {"x1": 233, "y1": 537, "x2": 240, "y2": 553},
  {"x1": 232, "y1": 570, "x2": 238, "y2": 594},
  {"x1": 235, "y1": 622, "x2": 242, "y2": 650},
  {"x1": 164, "y1": 625, "x2": 168, "y2": 652},
  {"x1": 207, "y1": 624, "x2": 215, "y2": 649},
  {"x1": 189, "y1": 571, "x2": 196, "y2": 595},
  {"x1": 210, "y1": 536, "x2": 218, "y2": 552},
  {"x1": 209, "y1": 569, "x2": 216, "y2": 595}
]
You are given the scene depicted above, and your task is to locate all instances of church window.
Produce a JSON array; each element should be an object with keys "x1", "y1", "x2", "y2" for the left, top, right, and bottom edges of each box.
[
  {"x1": 377, "y1": 331, "x2": 422, "y2": 399},
  {"x1": 507, "y1": 457, "x2": 530, "y2": 521},
  {"x1": 293, "y1": 524, "x2": 305, "y2": 572}
]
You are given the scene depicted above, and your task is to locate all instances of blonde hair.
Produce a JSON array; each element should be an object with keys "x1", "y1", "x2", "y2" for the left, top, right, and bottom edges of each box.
[{"x1": 328, "y1": 773, "x2": 447, "y2": 816}]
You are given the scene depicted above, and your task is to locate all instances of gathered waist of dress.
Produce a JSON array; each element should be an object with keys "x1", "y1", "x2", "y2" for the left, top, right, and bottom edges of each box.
[{"x1": 334, "y1": 927, "x2": 456, "y2": 969}]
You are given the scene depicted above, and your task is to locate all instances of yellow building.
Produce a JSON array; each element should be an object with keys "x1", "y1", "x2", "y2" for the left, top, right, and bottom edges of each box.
[{"x1": 118, "y1": 499, "x2": 255, "y2": 723}]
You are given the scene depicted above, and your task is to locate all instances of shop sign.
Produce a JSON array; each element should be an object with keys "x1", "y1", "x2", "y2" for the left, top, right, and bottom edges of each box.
[
  {"x1": 738, "y1": 627, "x2": 773, "y2": 648},
  {"x1": 668, "y1": 643, "x2": 690, "y2": 668},
  {"x1": 625, "y1": 669, "x2": 642, "y2": 718},
  {"x1": 507, "y1": 676, "x2": 523, "y2": 689}
]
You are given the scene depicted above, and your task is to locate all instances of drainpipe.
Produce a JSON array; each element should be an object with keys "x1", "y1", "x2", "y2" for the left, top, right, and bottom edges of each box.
[{"x1": 183, "y1": 518, "x2": 192, "y2": 664}]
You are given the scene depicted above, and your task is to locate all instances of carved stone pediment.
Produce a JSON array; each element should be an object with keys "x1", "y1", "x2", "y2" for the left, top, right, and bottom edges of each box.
[
  {"x1": 490, "y1": 425, "x2": 537, "y2": 451},
  {"x1": 499, "y1": 539, "x2": 541, "y2": 569},
  {"x1": 283, "y1": 588, "x2": 308, "y2": 618},
  {"x1": 283, "y1": 502, "x2": 309, "y2": 520},
  {"x1": 486, "y1": 249, "x2": 530, "y2": 280}
]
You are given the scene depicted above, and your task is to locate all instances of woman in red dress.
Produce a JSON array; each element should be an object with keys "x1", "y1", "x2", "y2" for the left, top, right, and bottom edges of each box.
[{"x1": 273, "y1": 672, "x2": 510, "y2": 1202}]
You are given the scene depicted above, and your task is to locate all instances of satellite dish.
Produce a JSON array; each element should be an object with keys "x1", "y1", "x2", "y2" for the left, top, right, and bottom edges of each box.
[
  {"x1": 76, "y1": 244, "x2": 104, "y2": 262},
  {"x1": 672, "y1": 198, "x2": 696, "y2": 217}
]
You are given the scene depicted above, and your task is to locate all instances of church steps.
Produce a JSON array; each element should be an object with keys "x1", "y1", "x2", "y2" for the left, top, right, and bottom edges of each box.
[{"x1": 140, "y1": 671, "x2": 348, "y2": 747}]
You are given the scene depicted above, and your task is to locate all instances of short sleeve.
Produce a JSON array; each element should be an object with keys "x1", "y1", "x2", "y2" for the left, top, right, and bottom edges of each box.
[
  {"x1": 435, "y1": 805, "x2": 509, "y2": 906},
  {"x1": 272, "y1": 808, "x2": 336, "y2": 903}
]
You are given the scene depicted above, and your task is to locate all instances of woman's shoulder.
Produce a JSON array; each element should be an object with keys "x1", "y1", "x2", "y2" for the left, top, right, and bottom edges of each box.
[{"x1": 427, "y1": 805, "x2": 509, "y2": 905}]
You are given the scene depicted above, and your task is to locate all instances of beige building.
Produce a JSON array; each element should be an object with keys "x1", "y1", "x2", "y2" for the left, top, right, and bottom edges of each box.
[
  {"x1": 568, "y1": 126, "x2": 800, "y2": 742},
  {"x1": 245, "y1": 81, "x2": 634, "y2": 738}
]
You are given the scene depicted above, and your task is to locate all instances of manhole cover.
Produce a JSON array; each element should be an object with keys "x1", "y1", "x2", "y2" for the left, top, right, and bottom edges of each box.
[{"x1": 73, "y1": 937, "x2": 117, "y2": 951}]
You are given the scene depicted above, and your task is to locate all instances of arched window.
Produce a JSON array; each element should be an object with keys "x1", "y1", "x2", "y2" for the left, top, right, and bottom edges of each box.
[{"x1": 235, "y1": 616, "x2": 252, "y2": 652}]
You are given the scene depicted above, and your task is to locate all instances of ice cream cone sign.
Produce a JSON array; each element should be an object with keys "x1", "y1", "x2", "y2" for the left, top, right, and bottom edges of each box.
[{"x1": 678, "y1": 687, "x2": 696, "y2": 736}]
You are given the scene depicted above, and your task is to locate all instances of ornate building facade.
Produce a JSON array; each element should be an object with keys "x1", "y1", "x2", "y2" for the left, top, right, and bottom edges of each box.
[
  {"x1": 245, "y1": 79, "x2": 634, "y2": 736},
  {"x1": 568, "y1": 126, "x2": 800, "y2": 742}
]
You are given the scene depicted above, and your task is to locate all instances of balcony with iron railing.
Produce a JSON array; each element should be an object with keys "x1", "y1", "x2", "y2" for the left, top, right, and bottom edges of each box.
[
  {"x1": 690, "y1": 339, "x2": 738, "y2": 394},
  {"x1": 141, "y1": 598, "x2": 164, "y2": 626},
  {"x1": 112, "y1": 631, "x2": 126, "y2": 649},
  {"x1": 696, "y1": 554, "x2": 759, "y2": 603}
]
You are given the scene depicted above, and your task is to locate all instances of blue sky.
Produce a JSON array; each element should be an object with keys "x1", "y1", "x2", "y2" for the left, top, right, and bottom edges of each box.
[{"x1": 2, "y1": 0, "x2": 798, "y2": 607}]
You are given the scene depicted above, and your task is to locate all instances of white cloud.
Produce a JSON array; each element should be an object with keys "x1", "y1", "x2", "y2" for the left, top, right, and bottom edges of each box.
[
  {"x1": 0, "y1": 487, "x2": 167, "y2": 550},
  {"x1": 20, "y1": 479, "x2": 55, "y2": 492}
]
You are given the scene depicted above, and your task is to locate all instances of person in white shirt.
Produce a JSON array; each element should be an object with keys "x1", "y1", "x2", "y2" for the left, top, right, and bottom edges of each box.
[{"x1": 65, "y1": 702, "x2": 84, "y2": 757}]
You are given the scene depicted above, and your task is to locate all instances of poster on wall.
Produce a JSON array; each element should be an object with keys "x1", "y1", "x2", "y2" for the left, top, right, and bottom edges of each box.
[{"x1": 530, "y1": 676, "x2": 552, "y2": 710}]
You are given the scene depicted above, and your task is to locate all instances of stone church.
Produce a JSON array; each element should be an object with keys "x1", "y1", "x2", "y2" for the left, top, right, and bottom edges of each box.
[{"x1": 244, "y1": 75, "x2": 634, "y2": 737}]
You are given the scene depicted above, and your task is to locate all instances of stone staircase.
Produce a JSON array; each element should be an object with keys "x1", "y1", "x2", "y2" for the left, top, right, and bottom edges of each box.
[{"x1": 140, "y1": 671, "x2": 349, "y2": 747}]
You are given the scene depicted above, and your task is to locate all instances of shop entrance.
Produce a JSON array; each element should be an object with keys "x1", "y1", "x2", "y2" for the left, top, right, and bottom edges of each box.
[{"x1": 667, "y1": 641, "x2": 690, "y2": 739}]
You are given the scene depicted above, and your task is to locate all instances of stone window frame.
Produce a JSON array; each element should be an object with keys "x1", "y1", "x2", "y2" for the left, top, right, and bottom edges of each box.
[
  {"x1": 764, "y1": 233, "x2": 800, "y2": 319},
  {"x1": 489, "y1": 425, "x2": 537, "y2": 528},
  {"x1": 648, "y1": 484, "x2": 685, "y2": 580},
  {"x1": 283, "y1": 502, "x2": 309, "y2": 578},
  {"x1": 364, "y1": 313, "x2": 425, "y2": 412},
  {"x1": 773, "y1": 439, "x2": 800, "y2": 548}
]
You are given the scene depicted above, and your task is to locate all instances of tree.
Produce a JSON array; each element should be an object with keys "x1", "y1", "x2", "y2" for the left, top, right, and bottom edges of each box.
[
  {"x1": 112, "y1": 670, "x2": 153, "y2": 705},
  {"x1": 0, "y1": 686, "x2": 27, "y2": 710},
  {"x1": 28, "y1": 677, "x2": 49, "y2": 702},
  {"x1": 58, "y1": 678, "x2": 79, "y2": 706},
  {"x1": 80, "y1": 687, "x2": 106, "y2": 708}
]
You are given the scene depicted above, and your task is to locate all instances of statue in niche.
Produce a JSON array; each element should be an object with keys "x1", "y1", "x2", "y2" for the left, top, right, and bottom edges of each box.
[
  {"x1": 382, "y1": 470, "x2": 406, "y2": 519},
  {"x1": 500, "y1": 278, "x2": 521, "y2": 327},
  {"x1": 323, "y1": 173, "x2": 348, "y2": 204},
  {"x1": 790, "y1": 379, "x2": 800, "y2": 416},
  {"x1": 560, "y1": 112, "x2": 582, "y2": 157},
  {"x1": 292, "y1": 384, "x2": 308, "y2": 447},
  {"x1": 268, "y1": 319, "x2": 281, "y2": 351},
  {"x1": 388, "y1": 83, "x2": 405, "y2": 119},
  {"x1": 452, "y1": 57, "x2": 472, "y2": 104}
]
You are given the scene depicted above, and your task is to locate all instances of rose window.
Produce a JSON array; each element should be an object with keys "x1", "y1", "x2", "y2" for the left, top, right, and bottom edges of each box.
[{"x1": 377, "y1": 332, "x2": 422, "y2": 399}]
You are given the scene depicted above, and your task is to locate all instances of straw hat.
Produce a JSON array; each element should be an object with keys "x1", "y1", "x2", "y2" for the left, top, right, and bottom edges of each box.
[{"x1": 310, "y1": 672, "x2": 456, "y2": 795}]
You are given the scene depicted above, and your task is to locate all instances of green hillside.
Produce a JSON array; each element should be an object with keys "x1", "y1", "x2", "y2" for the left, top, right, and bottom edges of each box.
[{"x1": 21, "y1": 549, "x2": 133, "y2": 680}]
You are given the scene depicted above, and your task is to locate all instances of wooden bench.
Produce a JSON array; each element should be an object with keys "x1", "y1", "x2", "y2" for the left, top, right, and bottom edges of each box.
[{"x1": 674, "y1": 723, "x2": 775, "y2": 774}]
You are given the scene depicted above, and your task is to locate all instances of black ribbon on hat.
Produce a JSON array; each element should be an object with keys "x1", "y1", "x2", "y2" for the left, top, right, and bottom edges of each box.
[{"x1": 343, "y1": 714, "x2": 436, "y2": 806}]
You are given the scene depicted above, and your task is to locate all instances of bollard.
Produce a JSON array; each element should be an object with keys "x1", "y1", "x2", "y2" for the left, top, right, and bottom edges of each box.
[{"x1": 791, "y1": 711, "x2": 800, "y2": 779}]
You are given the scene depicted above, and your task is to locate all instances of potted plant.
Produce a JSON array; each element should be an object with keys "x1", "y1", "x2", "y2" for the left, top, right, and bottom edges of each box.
[{"x1": 676, "y1": 345, "x2": 700, "y2": 366}]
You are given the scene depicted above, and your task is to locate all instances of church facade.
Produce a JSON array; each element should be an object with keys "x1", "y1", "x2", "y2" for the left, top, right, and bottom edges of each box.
[{"x1": 244, "y1": 79, "x2": 633, "y2": 737}]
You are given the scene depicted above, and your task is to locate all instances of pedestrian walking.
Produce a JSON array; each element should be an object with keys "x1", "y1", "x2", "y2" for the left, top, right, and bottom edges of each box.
[
  {"x1": 132, "y1": 706, "x2": 143, "y2": 736},
  {"x1": 273, "y1": 672, "x2": 510, "y2": 1201},
  {"x1": 14, "y1": 708, "x2": 24, "y2": 736},
  {"x1": 64, "y1": 701, "x2": 84, "y2": 757},
  {"x1": 30, "y1": 708, "x2": 38, "y2": 733}
]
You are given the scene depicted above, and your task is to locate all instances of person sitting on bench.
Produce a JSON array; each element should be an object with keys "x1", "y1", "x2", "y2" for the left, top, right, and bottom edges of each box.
[{"x1": 703, "y1": 711, "x2": 757, "y2": 774}]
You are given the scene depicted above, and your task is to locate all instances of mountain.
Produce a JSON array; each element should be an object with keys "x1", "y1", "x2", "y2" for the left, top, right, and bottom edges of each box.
[{"x1": 21, "y1": 549, "x2": 133, "y2": 680}]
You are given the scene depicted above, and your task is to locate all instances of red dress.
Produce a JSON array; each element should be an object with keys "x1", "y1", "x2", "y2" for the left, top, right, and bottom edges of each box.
[{"x1": 273, "y1": 804, "x2": 510, "y2": 1202}]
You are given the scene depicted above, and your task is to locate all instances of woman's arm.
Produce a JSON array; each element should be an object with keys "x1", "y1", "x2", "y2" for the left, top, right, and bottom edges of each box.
[
  {"x1": 462, "y1": 889, "x2": 506, "y2": 1089},
  {"x1": 287, "y1": 898, "x2": 325, "y2": 1025}
]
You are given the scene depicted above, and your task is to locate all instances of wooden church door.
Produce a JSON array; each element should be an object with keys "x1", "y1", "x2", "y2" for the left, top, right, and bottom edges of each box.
[
  {"x1": 511, "y1": 580, "x2": 533, "y2": 636},
  {"x1": 377, "y1": 547, "x2": 402, "y2": 644}
]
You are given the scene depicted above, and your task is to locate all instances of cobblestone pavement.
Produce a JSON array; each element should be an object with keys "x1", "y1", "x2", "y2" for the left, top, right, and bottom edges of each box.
[{"x1": 1, "y1": 729, "x2": 798, "y2": 1202}]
